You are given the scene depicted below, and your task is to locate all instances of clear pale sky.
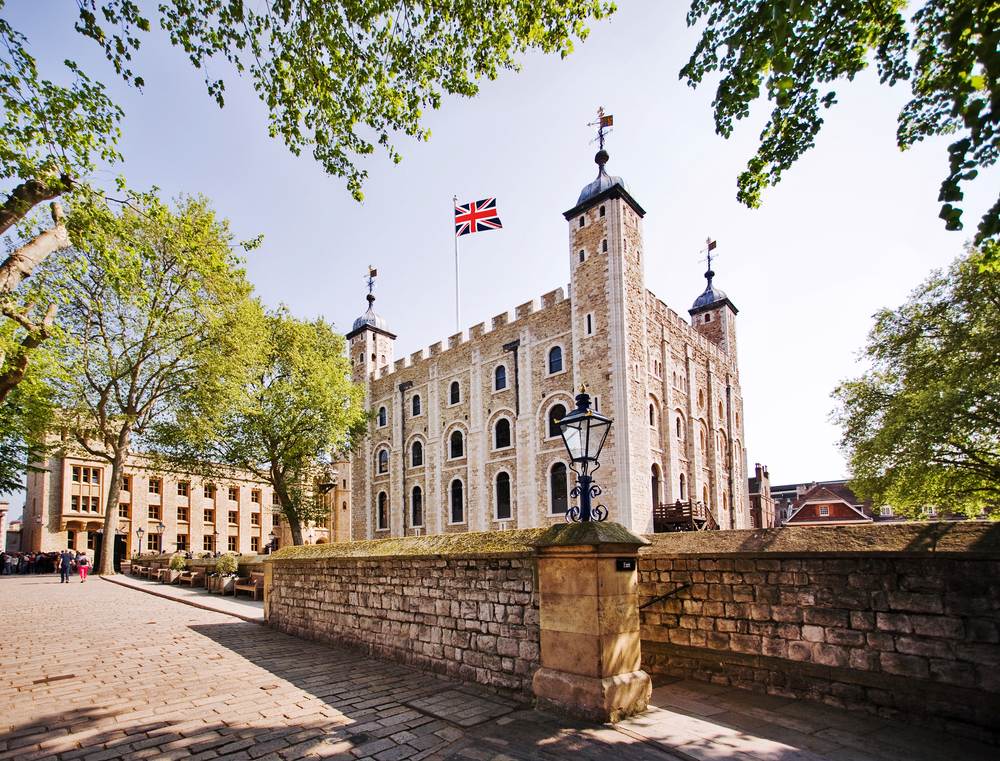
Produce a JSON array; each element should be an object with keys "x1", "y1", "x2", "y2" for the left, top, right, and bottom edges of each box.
[{"x1": 4, "y1": 1, "x2": 997, "y2": 517}]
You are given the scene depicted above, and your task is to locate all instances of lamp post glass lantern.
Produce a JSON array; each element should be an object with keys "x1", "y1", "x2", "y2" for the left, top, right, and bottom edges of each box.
[
  {"x1": 268, "y1": 530, "x2": 276, "y2": 553},
  {"x1": 555, "y1": 389, "x2": 613, "y2": 522}
]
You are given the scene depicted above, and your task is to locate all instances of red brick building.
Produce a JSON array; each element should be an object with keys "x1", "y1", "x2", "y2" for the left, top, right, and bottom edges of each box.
[{"x1": 784, "y1": 483, "x2": 873, "y2": 527}]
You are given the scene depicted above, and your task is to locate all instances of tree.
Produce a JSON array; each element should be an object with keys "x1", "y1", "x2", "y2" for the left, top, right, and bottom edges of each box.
[
  {"x1": 45, "y1": 192, "x2": 259, "y2": 574},
  {"x1": 156, "y1": 307, "x2": 368, "y2": 546},
  {"x1": 682, "y1": 0, "x2": 1000, "y2": 258},
  {"x1": 832, "y1": 240, "x2": 1000, "y2": 517}
]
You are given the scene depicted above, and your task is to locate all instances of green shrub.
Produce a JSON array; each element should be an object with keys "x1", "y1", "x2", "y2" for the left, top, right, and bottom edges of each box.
[
  {"x1": 169, "y1": 554, "x2": 187, "y2": 570},
  {"x1": 215, "y1": 553, "x2": 239, "y2": 575}
]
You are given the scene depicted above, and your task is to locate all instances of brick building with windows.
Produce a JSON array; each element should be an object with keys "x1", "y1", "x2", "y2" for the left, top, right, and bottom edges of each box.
[
  {"x1": 348, "y1": 148, "x2": 749, "y2": 538},
  {"x1": 21, "y1": 451, "x2": 351, "y2": 559}
]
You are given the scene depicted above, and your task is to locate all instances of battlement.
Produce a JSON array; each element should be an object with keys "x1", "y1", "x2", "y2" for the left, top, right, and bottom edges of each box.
[
  {"x1": 371, "y1": 286, "x2": 568, "y2": 382},
  {"x1": 646, "y1": 289, "x2": 732, "y2": 366}
]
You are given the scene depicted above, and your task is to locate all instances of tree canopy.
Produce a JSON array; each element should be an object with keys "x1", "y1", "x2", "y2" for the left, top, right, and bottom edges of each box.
[
  {"x1": 44, "y1": 192, "x2": 259, "y2": 573},
  {"x1": 155, "y1": 306, "x2": 368, "y2": 546},
  {"x1": 682, "y1": 0, "x2": 1000, "y2": 259},
  {"x1": 833, "y1": 240, "x2": 1000, "y2": 517}
]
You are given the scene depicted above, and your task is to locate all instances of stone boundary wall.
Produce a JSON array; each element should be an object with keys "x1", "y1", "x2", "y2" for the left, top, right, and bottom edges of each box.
[
  {"x1": 637, "y1": 523, "x2": 1000, "y2": 745},
  {"x1": 264, "y1": 532, "x2": 542, "y2": 699}
]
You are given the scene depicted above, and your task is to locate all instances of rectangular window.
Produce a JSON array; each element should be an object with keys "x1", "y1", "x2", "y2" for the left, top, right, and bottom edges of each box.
[
  {"x1": 272, "y1": 492, "x2": 280, "y2": 505},
  {"x1": 148, "y1": 504, "x2": 160, "y2": 520},
  {"x1": 71, "y1": 495, "x2": 80, "y2": 512},
  {"x1": 881, "y1": 506, "x2": 893, "y2": 517},
  {"x1": 176, "y1": 534, "x2": 188, "y2": 551},
  {"x1": 72, "y1": 466, "x2": 80, "y2": 482},
  {"x1": 203, "y1": 535, "x2": 213, "y2": 551},
  {"x1": 122, "y1": 474, "x2": 132, "y2": 492},
  {"x1": 228, "y1": 486, "x2": 238, "y2": 501},
  {"x1": 81, "y1": 468, "x2": 90, "y2": 484},
  {"x1": 204, "y1": 509, "x2": 215, "y2": 524},
  {"x1": 228, "y1": 511, "x2": 237, "y2": 525},
  {"x1": 177, "y1": 482, "x2": 189, "y2": 497},
  {"x1": 119, "y1": 503, "x2": 129, "y2": 518},
  {"x1": 149, "y1": 478, "x2": 161, "y2": 495},
  {"x1": 87, "y1": 533, "x2": 95, "y2": 550},
  {"x1": 585, "y1": 313, "x2": 593, "y2": 336},
  {"x1": 819, "y1": 505, "x2": 830, "y2": 516},
  {"x1": 92, "y1": 469, "x2": 100, "y2": 484},
  {"x1": 67, "y1": 530, "x2": 75, "y2": 549},
  {"x1": 177, "y1": 507, "x2": 189, "y2": 522},
  {"x1": 251, "y1": 512, "x2": 260, "y2": 526},
  {"x1": 228, "y1": 536, "x2": 237, "y2": 552},
  {"x1": 251, "y1": 536, "x2": 259, "y2": 553},
  {"x1": 91, "y1": 496, "x2": 100, "y2": 513},
  {"x1": 147, "y1": 534, "x2": 160, "y2": 552},
  {"x1": 251, "y1": 490, "x2": 261, "y2": 504},
  {"x1": 204, "y1": 484, "x2": 215, "y2": 499}
]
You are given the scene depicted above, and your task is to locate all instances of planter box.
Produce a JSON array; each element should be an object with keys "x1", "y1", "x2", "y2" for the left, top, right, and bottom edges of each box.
[
  {"x1": 163, "y1": 569, "x2": 183, "y2": 584},
  {"x1": 208, "y1": 576, "x2": 236, "y2": 595}
]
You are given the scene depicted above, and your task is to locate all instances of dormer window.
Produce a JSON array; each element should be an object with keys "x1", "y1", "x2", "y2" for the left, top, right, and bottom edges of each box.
[{"x1": 705, "y1": 313, "x2": 712, "y2": 322}]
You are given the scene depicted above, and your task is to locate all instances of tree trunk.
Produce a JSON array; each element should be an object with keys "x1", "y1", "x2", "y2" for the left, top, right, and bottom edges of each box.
[
  {"x1": 99, "y1": 445, "x2": 129, "y2": 576},
  {"x1": 0, "y1": 176, "x2": 70, "y2": 236},
  {"x1": 0, "y1": 201, "x2": 71, "y2": 298}
]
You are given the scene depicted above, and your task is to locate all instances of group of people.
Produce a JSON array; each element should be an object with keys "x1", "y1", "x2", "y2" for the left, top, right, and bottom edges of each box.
[{"x1": 2, "y1": 550, "x2": 92, "y2": 581}]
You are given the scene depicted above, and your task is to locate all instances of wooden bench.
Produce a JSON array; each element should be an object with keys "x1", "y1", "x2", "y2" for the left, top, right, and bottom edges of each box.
[
  {"x1": 232, "y1": 571, "x2": 264, "y2": 601},
  {"x1": 139, "y1": 562, "x2": 161, "y2": 579},
  {"x1": 178, "y1": 568, "x2": 206, "y2": 587}
]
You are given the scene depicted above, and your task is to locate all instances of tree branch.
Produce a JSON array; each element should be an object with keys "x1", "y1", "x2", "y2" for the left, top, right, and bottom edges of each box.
[{"x1": 0, "y1": 201, "x2": 72, "y2": 297}]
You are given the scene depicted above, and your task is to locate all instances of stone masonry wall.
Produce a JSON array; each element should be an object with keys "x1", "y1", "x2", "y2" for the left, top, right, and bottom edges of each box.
[
  {"x1": 267, "y1": 550, "x2": 540, "y2": 699},
  {"x1": 637, "y1": 524, "x2": 1000, "y2": 745}
]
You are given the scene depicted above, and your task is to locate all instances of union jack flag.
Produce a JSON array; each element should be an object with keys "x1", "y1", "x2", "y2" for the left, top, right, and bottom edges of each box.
[{"x1": 455, "y1": 198, "x2": 503, "y2": 237}]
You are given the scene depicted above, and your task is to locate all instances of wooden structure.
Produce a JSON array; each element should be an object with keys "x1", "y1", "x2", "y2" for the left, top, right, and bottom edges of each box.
[
  {"x1": 232, "y1": 571, "x2": 265, "y2": 601},
  {"x1": 652, "y1": 501, "x2": 719, "y2": 533}
]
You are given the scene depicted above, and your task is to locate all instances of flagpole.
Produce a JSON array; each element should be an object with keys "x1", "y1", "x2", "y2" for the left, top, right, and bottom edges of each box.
[{"x1": 454, "y1": 195, "x2": 461, "y2": 334}]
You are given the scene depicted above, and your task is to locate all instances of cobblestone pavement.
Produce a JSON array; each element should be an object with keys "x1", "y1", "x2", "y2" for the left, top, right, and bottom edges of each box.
[
  {"x1": 2, "y1": 575, "x2": 995, "y2": 761},
  {"x1": 0, "y1": 575, "x2": 672, "y2": 761}
]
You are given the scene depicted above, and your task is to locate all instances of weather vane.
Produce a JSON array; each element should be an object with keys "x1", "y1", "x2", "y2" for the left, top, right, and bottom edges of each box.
[
  {"x1": 365, "y1": 265, "x2": 377, "y2": 296},
  {"x1": 702, "y1": 238, "x2": 718, "y2": 273},
  {"x1": 588, "y1": 107, "x2": 614, "y2": 151}
]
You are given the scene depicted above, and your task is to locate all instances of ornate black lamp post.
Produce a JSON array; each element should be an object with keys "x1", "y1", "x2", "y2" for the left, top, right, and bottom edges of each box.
[
  {"x1": 268, "y1": 530, "x2": 277, "y2": 553},
  {"x1": 555, "y1": 388, "x2": 613, "y2": 522},
  {"x1": 156, "y1": 521, "x2": 165, "y2": 553},
  {"x1": 136, "y1": 526, "x2": 144, "y2": 555}
]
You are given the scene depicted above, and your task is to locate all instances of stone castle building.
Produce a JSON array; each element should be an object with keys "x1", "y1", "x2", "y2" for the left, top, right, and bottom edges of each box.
[{"x1": 348, "y1": 149, "x2": 748, "y2": 538}]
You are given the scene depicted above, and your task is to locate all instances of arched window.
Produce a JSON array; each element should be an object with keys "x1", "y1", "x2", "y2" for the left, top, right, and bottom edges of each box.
[
  {"x1": 450, "y1": 381, "x2": 460, "y2": 404},
  {"x1": 450, "y1": 430, "x2": 464, "y2": 459},
  {"x1": 649, "y1": 404, "x2": 655, "y2": 426},
  {"x1": 579, "y1": 250, "x2": 585, "y2": 263},
  {"x1": 412, "y1": 394, "x2": 421, "y2": 416},
  {"x1": 411, "y1": 441, "x2": 423, "y2": 467},
  {"x1": 676, "y1": 418, "x2": 683, "y2": 439},
  {"x1": 651, "y1": 465, "x2": 660, "y2": 508},
  {"x1": 602, "y1": 239, "x2": 608, "y2": 253},
  {"x1": 579, "y1": 216, "x2": 585, "y2": 228},
  {"x1": 496, "y1": 472, "x2": 512, "y2": 520},
  {"x1": 378, "y1": 406, "x2": 386, "y2": 427},
  {"x1": 378, "y1": 449, "x2": 388, "y2": 474},
  {"x1": 599, "y1": 205, "x2": 605, "y2": 217},
  {"x1": 723, "y1": 492, "x2": 729, "y2": 512},
  {"x1": 450, "y1": 479, "x2": 464, "y2": 523},
  {"x1": 411, "y1": 486, "x2": 423, "y2": 527},
  {"x1": 495, "y1": 418, "x2": 511, "y2": 449},
  {"x1": 698, "y1": 390, "x2": 704, "y2": 407},
  {"x1": 679, "y1": 473, "x2": 686, "y2": 500},
  {"x1": 495, "y1": 365, "x2": 507, "y2": 390},
  {"x1": 700, "y1": 429, "x2": 706, "y2": 450},
  {"x1": 719, "y1": 401, "x2": 724, "y2": 418},
  {"x1": 548, "y1": 346, "x2": 563, "y2": 374},
  {"x1": 377, "y1": 492, "x2": 388, "y2": 531},
  {"x1": 550, "y1": 463, "x2": 569, "y2": 514},
  {"x1": 703, "y1": 486, "x2": 709, "y2": 505},
  {"x1": 548, "y1": 404, "x2": 567, "y2": 439}
]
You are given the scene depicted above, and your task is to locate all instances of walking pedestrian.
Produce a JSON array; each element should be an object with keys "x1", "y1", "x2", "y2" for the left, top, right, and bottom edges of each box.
[
  {"x1": 77, "y1": 552, "x2": 91, "y2": 582},
  {"x1": 59, "y1": 549, "x2": 74, "y2": 583}
]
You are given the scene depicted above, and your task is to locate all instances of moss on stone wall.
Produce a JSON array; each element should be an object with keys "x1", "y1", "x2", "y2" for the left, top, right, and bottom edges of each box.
[{"x1": 269, "y1": 528, "x2": 547, "y2": 561}]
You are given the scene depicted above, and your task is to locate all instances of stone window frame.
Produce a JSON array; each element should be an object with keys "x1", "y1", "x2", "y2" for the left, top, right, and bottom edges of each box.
[
  {"x1": 407, "y1": 434, "x2": 426, "y2": 468},
  {"x1": 377, "y1": 406, "x2": 388, "y2": 428},
  {"x1": 411, "y1": 393, "x2": 422, "y2": 417},
  {"x1": 447, "y1": 427, "x2": 466, "y2": 460},
  {"x1": 494, "y1": 468, "x2": 513, "y2": 522},
  {"x1": 492, "y1": 415, "x2": 514, "y2": 451},
  {"x1": 375, "y1": 446, "x2": 390, "y2": 476},
  {"x1": 542, "y1": 398, "x2": 572, "y2": 441},
  {"x1": 675, "y1": 410, "x2": 685, "y2": 440},
  {"x1": 448, "y1": 380, "x2": 461, "y2": 406},
  {"x1": 578, "y1": 249, "x2": 586, "y2": 264},
  {"x1": 376, "y1": 491, "x2": 389, "y2": 531},
  {"x1": 584, "y1": 312, "x2": 595, "y2": 337},
  {"x1": 546, "y1": 343, "x2": 566, "y2": 376},
  {"x1": 448, "y1": 477, "x2": 466, "y2": 525},
  {"x1": 493, "y1": 363, "x2": 508, "y2": 393},
  {"x1": 547, "y1": 459, "x2": 570, "y2": 516},
  {"x1": 411, "y1": 484, "x2": 424, "y2": 527}
]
